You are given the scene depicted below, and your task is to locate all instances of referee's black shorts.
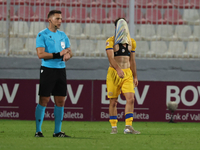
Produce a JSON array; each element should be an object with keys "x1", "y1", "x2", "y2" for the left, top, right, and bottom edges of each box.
[{"x1": 39, "y1": 66, "x2": 67, "y2": 97}]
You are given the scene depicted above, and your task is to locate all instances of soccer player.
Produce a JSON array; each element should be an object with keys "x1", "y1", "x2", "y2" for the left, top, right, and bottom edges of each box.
[
  {"x1": 35, "y1": 10, "x2": 72, "y2": 137},
  {"x1": 106, "y1": 18, "x2": 140, "y2": 134}
]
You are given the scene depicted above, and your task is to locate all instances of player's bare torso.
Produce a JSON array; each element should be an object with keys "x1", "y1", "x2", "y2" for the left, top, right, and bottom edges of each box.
[{"x1": 110, "y1": 44, "x2": 132, "y2": 69}]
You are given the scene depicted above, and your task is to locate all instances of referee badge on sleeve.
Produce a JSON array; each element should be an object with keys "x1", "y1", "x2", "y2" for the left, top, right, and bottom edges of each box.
[{"x1": 61, "y1": 42, "x2": 65, "y2": 49}]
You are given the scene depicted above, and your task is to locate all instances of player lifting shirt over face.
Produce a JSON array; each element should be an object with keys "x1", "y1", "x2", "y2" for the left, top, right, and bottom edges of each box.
[{"x1": 106, "y1": 18, "x2": 140, "y2": 134}]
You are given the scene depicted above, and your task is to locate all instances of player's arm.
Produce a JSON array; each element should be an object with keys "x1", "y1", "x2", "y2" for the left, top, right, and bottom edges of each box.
[
  {"x1": 62, "y1": 36, "x2": 73, "y2": 61},
  {"x1": 106, "y1": 49, "x2": 120, "y2": 71},
  {"x1": 66, "y1": 47, "x2": 73, "y2": 58},
  {"x1": 36, "y1": 47, "x2": 52, "y2": 59},
  {"x1": 36, "y1": 47, "x2": 67, "y2": 59},
  {"x1": 63, "y1": 47, "x2": 73, "y2": 61},
  {"x1": 36, "y1": 33, "x2": 67, "y2": 59},
  {"x1": 130, "y1": 40, "x2": 138, "y2": 86},
  {"x1": 106, "y1": 49, "x2": 124, "y2": 78},
  {"x1": 106, "y1": 38, "x2": 124, "y2": 78},
  {"x1": 130, "y1": 52, "x2": 138, "y2": 86}
]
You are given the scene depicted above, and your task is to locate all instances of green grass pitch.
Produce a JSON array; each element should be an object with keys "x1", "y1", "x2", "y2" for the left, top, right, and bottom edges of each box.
[{"x1": 0, "y1": 120, "x2": 200, "y2": 150}]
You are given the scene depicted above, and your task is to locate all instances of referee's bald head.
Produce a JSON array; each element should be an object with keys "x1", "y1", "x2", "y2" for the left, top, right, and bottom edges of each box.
[{"x1": 48, "y1": 10, "x2": 62, "y2": 18}]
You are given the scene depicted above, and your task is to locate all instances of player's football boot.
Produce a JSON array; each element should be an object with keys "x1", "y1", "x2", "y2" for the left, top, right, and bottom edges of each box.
[
  {"x1": 110, "y1": 128, "x2": 118, "y2": 134},
  {"x1": 124, "y1": 126, "x2": 141, "y2": 134},
  {"x1": 35, "y1": 132, "x2": 44, "y2": 137},
  {"x1": 53, "y1": 131, "x2": 70, "y2": 137}
]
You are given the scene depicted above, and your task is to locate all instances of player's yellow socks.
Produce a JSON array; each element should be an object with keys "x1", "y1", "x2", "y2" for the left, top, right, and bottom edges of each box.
[
  {"x1": 109, "y1": 116, "x2": 118, "y2": 128},
  {"x1": 125, "y1": 113, "x2": 133, "y2": 126}
]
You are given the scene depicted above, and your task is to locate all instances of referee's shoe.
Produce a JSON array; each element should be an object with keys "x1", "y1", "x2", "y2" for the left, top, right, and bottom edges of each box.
[
  {"x1": 35, "y1": 132, "x2": 44, "y2": 137},
  {"x1": 53, "y1": 131, "x2": 70, "y2": 137}
]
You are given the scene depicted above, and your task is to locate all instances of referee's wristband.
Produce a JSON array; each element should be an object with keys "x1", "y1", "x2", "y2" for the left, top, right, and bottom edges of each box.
[{"x1": 53, "y1": 52, "x2": 61, "y2": 59}]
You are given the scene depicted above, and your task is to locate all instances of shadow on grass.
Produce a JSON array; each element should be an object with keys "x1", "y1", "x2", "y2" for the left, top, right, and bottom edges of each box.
[
  {"x1": 134, "y1": 133, "x2": 167, "y2": 136},
  {"x1": 63, "y1": 136, "x2": 97, "y2": 140}
]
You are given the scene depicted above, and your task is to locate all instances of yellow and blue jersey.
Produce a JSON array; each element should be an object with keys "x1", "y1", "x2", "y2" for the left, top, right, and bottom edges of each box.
[
  {"x1": 105, "y1": 36, "x2": 137, "y2": 53},
  {"x1": 36, "y1": 28, "x2": 70, "y2": 68}
]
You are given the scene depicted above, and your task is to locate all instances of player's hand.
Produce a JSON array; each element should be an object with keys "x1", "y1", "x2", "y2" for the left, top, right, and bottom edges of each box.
[
  {"x1": 134, "y1": 78, "x2": 138, "y2": 87},
  {"x1": 66, "y1": 49, "x2": 71, "y2": 53},
  {"x1": 116, "y1": 69, "x2": 124, "y2": 78},
  {"x1": 63, "y1": 53, "x2": 70, "y2": 61},
  {"x1": 60, "y1": 49, "x2": 68, "y2": 56}
]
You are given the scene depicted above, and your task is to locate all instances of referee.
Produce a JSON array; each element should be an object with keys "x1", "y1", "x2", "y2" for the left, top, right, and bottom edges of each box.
[{"x1": 35, "y1": 10, "x2": 72, "y2": 137}]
